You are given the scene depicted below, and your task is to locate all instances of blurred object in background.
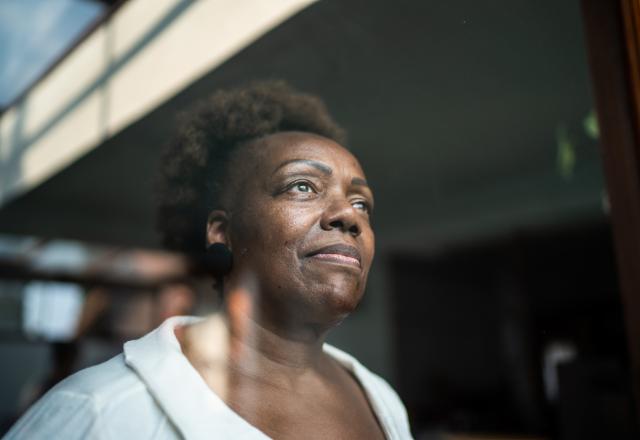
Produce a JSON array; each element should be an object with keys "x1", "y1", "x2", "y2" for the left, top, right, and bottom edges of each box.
[
  {"x1": 542, "y1": 340, "x2": 577, "y2": 403},
  {"x1": 23, "y1": 281, "x2": 84, "y2": 341},
  {"x1": 155, "y1": 282, "x2": 196, "y2": 324},
  {"x1": 391, "y1": 222, "x2": 636, "y2": 439},
  {"x1": 0, "y1": 233, "x2": 202, "y2": 433}
]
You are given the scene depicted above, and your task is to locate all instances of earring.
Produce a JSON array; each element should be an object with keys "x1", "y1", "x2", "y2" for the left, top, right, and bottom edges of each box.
[{"x1": 206, "y1": 243, "x2": 233, "y2": 278}]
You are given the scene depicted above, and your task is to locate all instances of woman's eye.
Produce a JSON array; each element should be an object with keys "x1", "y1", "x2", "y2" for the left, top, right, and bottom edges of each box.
[
  {"x1": 291, "y1": 182, "x2": 314, "y2": 193},
  {"x1": 352, "y1": 200, "x2": 370, "y2": 213}
]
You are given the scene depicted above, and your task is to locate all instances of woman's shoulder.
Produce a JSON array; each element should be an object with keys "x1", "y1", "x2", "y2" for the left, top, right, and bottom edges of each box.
[
  {"x1": 323, "y1": 344, "x2": 413, "y2": 439},
  {"x1": 54, "y1": 354, "x2": 140, "y2": 398},
  {"x1": 323, "y1": 344, "x2": 402, "y2": 401},
  {"x1": 5, "y1": 354, "x2": 174, "y2": 440}
]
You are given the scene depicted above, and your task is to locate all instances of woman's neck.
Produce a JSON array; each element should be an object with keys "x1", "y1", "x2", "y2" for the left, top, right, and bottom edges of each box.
[
  {"x1": 223, "y1": 288, "x2": 333, "y2": 385},
  {"x1": 178, "y1": 287, "x2": 337, "y2": 394}
]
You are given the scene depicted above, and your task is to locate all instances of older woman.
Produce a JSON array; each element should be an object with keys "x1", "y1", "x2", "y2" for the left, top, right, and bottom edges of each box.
[{"x1": 6, "y1": 82, "x2": 412, "y2": 439}]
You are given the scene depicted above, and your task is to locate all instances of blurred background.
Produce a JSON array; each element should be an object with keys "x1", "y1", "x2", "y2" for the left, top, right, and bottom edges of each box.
[{"x1": 0, "y1": 0, "x2": 638, "y2": 439}]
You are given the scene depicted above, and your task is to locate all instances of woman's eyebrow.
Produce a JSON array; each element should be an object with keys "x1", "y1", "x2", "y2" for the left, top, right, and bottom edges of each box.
[
  {"x1": 351, "y1": 177, "x2": 369, "y2": 187},
  {"x1": 272, "y1": 159, "x2": 333, "y2": 176}
]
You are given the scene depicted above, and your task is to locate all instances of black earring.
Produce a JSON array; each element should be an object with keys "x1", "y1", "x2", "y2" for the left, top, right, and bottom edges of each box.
[{"x1": 206, "y1": 243, "x2": 233, "y2": 279}]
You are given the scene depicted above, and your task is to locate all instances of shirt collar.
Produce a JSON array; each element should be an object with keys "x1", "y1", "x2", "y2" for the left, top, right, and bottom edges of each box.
[
  {"x1": 123, "y1": 316, "x2": 269, "y2": 439},
  {"x1": 123, "y1": 316, "x2": 398, "y2": 439}
]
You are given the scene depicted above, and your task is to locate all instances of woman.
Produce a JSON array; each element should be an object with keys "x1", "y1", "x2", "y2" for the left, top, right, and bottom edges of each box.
[{"x1": 6, "y1": 81, "x2": 412, "y2": 439}]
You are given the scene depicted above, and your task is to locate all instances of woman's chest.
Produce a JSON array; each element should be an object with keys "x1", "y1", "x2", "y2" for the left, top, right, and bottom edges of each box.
[{"x1": 226, "y1": 381, "x2": 387, "y2": 440}]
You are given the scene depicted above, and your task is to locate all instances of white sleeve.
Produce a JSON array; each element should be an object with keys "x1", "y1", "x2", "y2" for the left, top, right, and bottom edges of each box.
[
  {"x1": 3, "y1": 390, "x2": 106, "y2": 440},
  {"x1": 370, "y1": 374, "x2": 413, "y2": 439}
]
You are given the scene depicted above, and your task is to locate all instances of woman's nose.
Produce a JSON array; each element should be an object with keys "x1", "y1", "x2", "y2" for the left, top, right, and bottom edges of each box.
[{"x1": 320, "y1": 198, "x2": 361, "y2": 237}]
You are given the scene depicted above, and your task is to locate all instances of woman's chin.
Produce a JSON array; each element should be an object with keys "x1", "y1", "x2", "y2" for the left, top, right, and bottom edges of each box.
[{"x1": 314, "y1": 282, "x2": 365, "y2": 319}]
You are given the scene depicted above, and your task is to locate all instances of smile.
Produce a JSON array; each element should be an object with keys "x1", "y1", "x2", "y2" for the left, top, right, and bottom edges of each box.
[
  {"x1": 310, "y1": 253, "x2": 361, "y2": 267},
  {"x1": 305, "y1": 243, "x2": 362, "y2": 268}
]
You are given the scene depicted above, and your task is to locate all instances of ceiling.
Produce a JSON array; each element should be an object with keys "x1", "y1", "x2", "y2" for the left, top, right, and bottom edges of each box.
[{"x1": 0, "y1": 0, "x2": 606, "y2": 253}]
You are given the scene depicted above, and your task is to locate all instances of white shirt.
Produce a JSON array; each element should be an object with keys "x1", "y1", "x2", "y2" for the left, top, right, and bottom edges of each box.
[{"x1": 5, "y1": 316, "x2": 413, "y2": 439}]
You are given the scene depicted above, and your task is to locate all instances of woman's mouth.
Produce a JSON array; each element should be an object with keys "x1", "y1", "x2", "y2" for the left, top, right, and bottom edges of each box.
[
  {"x1": 305, "y1": 243, "x2": 362, "y2": 268},
  {"x1": 311, "y1": 253, "x2": 361, "y2": 267}
]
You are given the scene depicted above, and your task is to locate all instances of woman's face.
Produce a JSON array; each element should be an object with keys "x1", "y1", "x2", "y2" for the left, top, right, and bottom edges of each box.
[{"x1": 221, "y1": 131, "x2": 375, "y2": 325}]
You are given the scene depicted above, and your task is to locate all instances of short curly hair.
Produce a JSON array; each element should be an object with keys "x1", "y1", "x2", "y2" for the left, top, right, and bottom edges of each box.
[{"x1": 156, "y1": 80, "x2": 347, "y2": 253}]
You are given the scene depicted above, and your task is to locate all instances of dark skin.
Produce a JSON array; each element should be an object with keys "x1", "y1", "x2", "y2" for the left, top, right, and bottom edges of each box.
[{"x1": 175, "y1": 131, "x2": 384, "y2": 439}]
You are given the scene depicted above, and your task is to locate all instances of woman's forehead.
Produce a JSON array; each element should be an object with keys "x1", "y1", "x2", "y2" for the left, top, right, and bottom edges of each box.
[{"x1": 253, "y1": 132, "x2": 364, "y2": 175}]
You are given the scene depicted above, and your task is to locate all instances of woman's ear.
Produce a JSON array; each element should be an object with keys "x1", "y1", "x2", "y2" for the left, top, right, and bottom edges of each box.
[{"x1": 207, "y1": 210, "x2": 230, "y2": 248}]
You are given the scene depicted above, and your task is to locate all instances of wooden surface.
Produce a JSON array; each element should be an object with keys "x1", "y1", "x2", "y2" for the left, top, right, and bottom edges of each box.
[
  {"x1": 622, "y1": 0, "x2": 640, "y2": 137},
  {"x1": 581, "y1": 0, "x2": 640, "y2": 424}
]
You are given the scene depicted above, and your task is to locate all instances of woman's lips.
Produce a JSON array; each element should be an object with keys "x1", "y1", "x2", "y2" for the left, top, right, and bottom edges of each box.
[
  {"x1": 311, "y1": 253, "x2": 361, "y2": 267},
  {"x1": 305, "y1": 243, "x2": 362, "y2": 268}
]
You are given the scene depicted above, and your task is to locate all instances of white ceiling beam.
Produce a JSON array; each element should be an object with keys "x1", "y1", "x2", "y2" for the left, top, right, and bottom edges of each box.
[{"x1": 0, "y1": 0, "x2": 317, "y2": 207}]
